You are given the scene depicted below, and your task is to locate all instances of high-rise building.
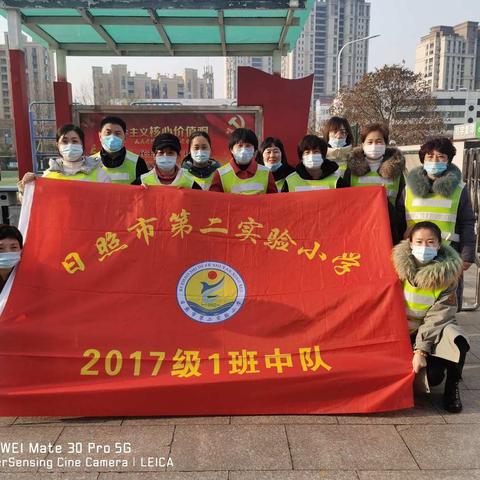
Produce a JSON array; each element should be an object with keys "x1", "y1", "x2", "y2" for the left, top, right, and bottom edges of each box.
[
  {"x1": 0, "y1": 33, "x2": 55, "y2": 149},
  {"x1": 225, "y1": 57, "x2": 273, "y2": 99},
  {"x1": 225, "y1": 0, "x2": 371, "y2": 109},
  {"x1": 415, "y1": 22, "x2": 480, "y2": 92},
  {"x1": 93, "y1": 65, "x2": 214, "y2": 105}
]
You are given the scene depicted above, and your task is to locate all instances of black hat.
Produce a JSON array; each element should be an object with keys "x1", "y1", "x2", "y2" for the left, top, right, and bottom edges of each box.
[{"x1": 152, "y1": 133, "x2": 181, "y2": 154}]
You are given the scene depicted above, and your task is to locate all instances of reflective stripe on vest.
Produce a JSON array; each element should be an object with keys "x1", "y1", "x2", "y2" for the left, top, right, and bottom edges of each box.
[
  {"x1": 190, "y1": 172, "x2": 215, "y2": 191},
  {"x1": 275, "y1": 177, "x2": 286, "y2": 192},
  {"x1": 403, "y1": 280, "x2": 444, "y2": 333},
  {"x1": 285, "y1": 171, "x2": 340, "y2": 192},
  {"x1": 43, "y1": 169, "x2": 99, "y2": 182},
  {"x1": 94, "y1": 150, "x2": 139, "y2": 184},
  {"x1": 351, "y1": 171, "x2": 400, "y2": 203},
  {"x1": 405, "y1": 183, "x2": 463, "y2": 244},
  {"x1": 218, "y1": 163, "x2": 269, "y2": 195},
  {"x1": 140, "y1": 169, "x2": 194, "y2": 188}
]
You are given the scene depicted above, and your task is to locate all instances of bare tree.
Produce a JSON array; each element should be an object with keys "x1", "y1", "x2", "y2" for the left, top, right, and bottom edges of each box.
[
  {"x1": 330, "y1": 65, "x2": 444, "y2": 145},
  {"x1": 74, "y1": 82, "x2": 94, "y2": 105}
]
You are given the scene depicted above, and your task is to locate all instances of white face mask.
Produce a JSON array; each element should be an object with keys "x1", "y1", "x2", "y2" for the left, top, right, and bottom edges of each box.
[
  {"x1": 233, "y1": 147, "x2": 255, "y2": 165},
  {"x1": 363, "y1": 144, "x2": 386, "y2": 160},
  {"x1": 0, "y1": 251, "x2": 21, "y2": 269},
  {"x1": 155, "y1": 154, "x2": 177, "y2": 171},
  {"x1": 302, "y1": 153, "x2": 324, "y2": 169},
  {"x1": 191, "y1": 149, "x2": 210, "y2": 166},
  {"x1": 59, "y1": 144, "x2": 83, "y2": 162}
]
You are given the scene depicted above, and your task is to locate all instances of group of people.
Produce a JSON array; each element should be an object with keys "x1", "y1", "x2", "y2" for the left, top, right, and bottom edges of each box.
[{"x1": 11, "y1": 114, "x2": 477, "y2": 413}]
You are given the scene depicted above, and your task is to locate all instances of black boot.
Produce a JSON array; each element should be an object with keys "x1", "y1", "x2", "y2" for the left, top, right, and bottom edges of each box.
[{"x1": 443, "y1": 377, "x2": 462, "y2": 413}]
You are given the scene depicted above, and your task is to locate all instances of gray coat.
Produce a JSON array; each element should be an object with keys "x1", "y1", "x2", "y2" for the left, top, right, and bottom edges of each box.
[{"x1": 392, "y1": 240, "x2": 469, "y2": 363}]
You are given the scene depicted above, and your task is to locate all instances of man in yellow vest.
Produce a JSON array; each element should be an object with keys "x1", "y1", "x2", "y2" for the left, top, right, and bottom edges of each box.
[
  {"x1": 282, "y1": 135, "x2": 344, "y2": 192},
  {"x1": 134, "y1": 133, "x2": 200, "y2": 189},
  {"x1": 93, "y1": 116, "x2": 149, "y2": 184},
  {"x1": 402, "y1": 137, "x2": 476, "y2": 309},
  {"x1": 209, "y1": 128, "x2": 277, "y2": 194}
]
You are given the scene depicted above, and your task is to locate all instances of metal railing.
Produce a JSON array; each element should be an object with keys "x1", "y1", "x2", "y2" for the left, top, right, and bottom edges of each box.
[
  {"x1": 28, "y1": 101, "x2": 57, "y2": 173},
  {"x1": 462, "y1": 147, "x2": 480, "y2": 311}
]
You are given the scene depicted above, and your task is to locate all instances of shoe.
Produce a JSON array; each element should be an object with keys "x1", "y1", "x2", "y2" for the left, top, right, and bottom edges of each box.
[{"x1": 443, "y1": 378, "x2": 462, "y2": 413}]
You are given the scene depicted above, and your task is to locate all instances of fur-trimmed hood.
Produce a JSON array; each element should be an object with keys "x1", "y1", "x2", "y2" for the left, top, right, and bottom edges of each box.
[
  {"x1": 347, "y1": 146, "x2": 405, "y2": 180},
  {"x1": 48, "y1": 156, "x2": 101, "y2": 175},
  {"x1": 392, "y1": 239, "x2": 462, "y2": 290},
  {"x1": 406, "y1": 163, "x2": 462, "y2": 198}
]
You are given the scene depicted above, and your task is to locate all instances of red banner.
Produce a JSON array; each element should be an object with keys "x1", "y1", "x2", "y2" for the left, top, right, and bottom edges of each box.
[
  {"x1": 0, "y1": 180, "x2": 413, "y2": 416},
  {"x1": 78, "y1": 108, "x2": 259, "y2": 166}
]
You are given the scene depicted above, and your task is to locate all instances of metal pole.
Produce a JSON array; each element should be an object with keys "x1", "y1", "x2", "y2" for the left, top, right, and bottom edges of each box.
[{"x1": 336, "y1": 34, "x2": 380, "y2": 94}]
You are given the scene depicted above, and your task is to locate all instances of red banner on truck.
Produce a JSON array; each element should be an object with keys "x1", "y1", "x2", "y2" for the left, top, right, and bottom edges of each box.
[{"x1": 77, "y1": 106, "x2": 262, "y2": 166}]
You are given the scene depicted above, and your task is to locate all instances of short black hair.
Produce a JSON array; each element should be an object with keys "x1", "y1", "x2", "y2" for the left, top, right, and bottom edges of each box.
[
  {"x1": 0, "y1": 224, "x2": 23, "y2": 249},
  {"x1": 257, "y1": 137, "x2": 288, "y2": 166},
  {"x1": 100, "y1": 116, "x2": 127, "y2": 133},
  {"x1": 360, "y1": 123, "x2": 389, "y2": 144},
  {"x1": 322, "y1": 116, "x2": 354, "y2": 146},
  {"x1": 419, "y1": 137, "x2": 456, "y2": 164},
  {"x1": 408, "y1": 221, "x2": 442, "y2": 244},
  {"x1": 228, "y1": 128, "x2": 258, "y2": 151},
  {"x1": 188, "y1": 131, "x2": 211, "y2": 150},
  {"x1": 56, "y1": 124, "x2": 85, "y2": 145},
  {"x1": 297, "y1": 135, "x2": 328, "y2": 160}
]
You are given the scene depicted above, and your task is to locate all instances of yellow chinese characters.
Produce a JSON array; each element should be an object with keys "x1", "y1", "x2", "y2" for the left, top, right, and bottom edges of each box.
[
  {"x1": 96, "y1": 232, "x2": 128, "y2": 262},
  {"x1": 229, "y1": 350, "x2": 260, "y2": 375},
  {"x1": 235, "y1": 217, "x2": 264, "y2": 244},
  {"x1": 170, "y1": 209, "x2": 193, "y2": 239},
  {"x1": 200, "y1": 217, "x2": 228, "y2": 235},
  {"x1": 264, "y1": 228, "x2": 297, "y2": 252},
  {"x1": 265, "y1": 348, "x2": 293, "y2": 373},
  {"x1": 171, "y1": 348, "x2": 201, "y2": 378},
  {"x1": 62, "y1": 252, "x2": 85, "y2": 274},
  {"x1": 299, "y1": 346, "x2": 332, "y2": 372},
  {"x1": 127, "y1": 217, "x2": 157, "y2": 245},
  {"x1": 332, "y1": 253, "x2": 361, "y2": 276},
  {"x1": 297, "y1": 241, "x2": 327, "y2": 261}
]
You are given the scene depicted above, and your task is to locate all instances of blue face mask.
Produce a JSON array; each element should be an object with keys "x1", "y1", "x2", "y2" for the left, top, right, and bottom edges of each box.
[
  {"x1": 101, "y1": 134, "x2": 124, "y2": 153},
  {"x1": 424, "y1": 161, "x2": 448, "y2": 177},
  {"x1": 191, "y1": 149, "x2": 210, "y2": 165},
  {"x1": 265, "y1": 161, "x2": 282, "y2": 172},
  {"x1": 411, "y1": 245, "x2": 438, "y2": 264},
  {"x1": 0, "y1": 251, "x2": 21, "y2": 269},
  {"x1": 329, "y1": 138, "x2": 347, "y2": 149}
]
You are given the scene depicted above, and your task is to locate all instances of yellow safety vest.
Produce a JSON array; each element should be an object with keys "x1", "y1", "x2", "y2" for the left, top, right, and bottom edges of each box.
[
  {"x1": 218, "y1": 163, "x2": 269, "y2": 195},
  {"x1": 93, "y1": 150, "x2": 139, "y2": 184},
  {"x1": 275, "y1": 177, "x2": 286, "y2": 192},
  {"x1": 189, "y1": 171, "x2": 216, "y2": 191},
  {"x1": 403, "y1": 280, "x2": 444, "y2": 333},
  {"x1": 140, "y1": 168, "x2": 195, "y2": 188},
  {"x1": 43, "y1": 169, "x2": 101, "y2": 182},
  {"x1": 405, "y1": 183, "x2": 464, "y2": 243},
  {"x1": 285, "y1": 171, "x2": 340, "y2": 192},
  {"x1": 351, "y1": 171, "x2": 401, "y2": 204}
]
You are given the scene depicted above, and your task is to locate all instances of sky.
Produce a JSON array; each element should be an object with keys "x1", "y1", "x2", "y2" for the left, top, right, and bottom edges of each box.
[{"x1": 0, "y1": 0, "x2": 479, "y2": 100}]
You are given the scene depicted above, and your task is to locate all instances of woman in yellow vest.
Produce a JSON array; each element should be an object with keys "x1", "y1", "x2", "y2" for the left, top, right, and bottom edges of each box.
[
  {"x1": 282, "y1": 135, "x2": 344, "y2": 192},
  {"x1": 181, "y1": 131, "x2": 220, "y2": 190},
  {"x1": 256, "y1": 137, "x2": 294, "y2": 192},
  {"x1": 403, "y1": 137, "x2": 476, "y2": 309},
  {"x1": 135, "y1": 133, "x2": 200, "y2": 188},
  {"x1": 209, "y1": 128, "x2": 278, "y2": 194},
  {"x1": 323, "y1": 116, "x2": 355, "y2": 177},
  {"x1": 344, "y1": 123, "x2": 405, "y2": 242},
  {"x1": 392, "y1": 221, "x2": 469, "y2": 413},
  {"x1": 18, "y1": 124, "x2": 111, "y2": 194}
]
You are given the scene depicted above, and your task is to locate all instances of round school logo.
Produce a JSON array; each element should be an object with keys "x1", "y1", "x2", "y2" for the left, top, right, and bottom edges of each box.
[{"x1": 177, "y1": 262, "x2": 246, "y2": 324}]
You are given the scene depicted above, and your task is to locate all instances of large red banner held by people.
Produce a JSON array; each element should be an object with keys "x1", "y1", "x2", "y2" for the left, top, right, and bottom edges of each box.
[{"x1": 0, "y1": 179, "x2": 413, "y2": 416}]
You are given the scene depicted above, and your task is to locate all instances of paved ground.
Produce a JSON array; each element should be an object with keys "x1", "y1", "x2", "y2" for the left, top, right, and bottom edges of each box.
[{"x1": 1, "y1": 268, "x2": 479, "y2": 480}]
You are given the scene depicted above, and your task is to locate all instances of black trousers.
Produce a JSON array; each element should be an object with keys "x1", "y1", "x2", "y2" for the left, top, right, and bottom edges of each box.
[{"x1": 411, "y1": 334, "x2": 470, "y2": 385}]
